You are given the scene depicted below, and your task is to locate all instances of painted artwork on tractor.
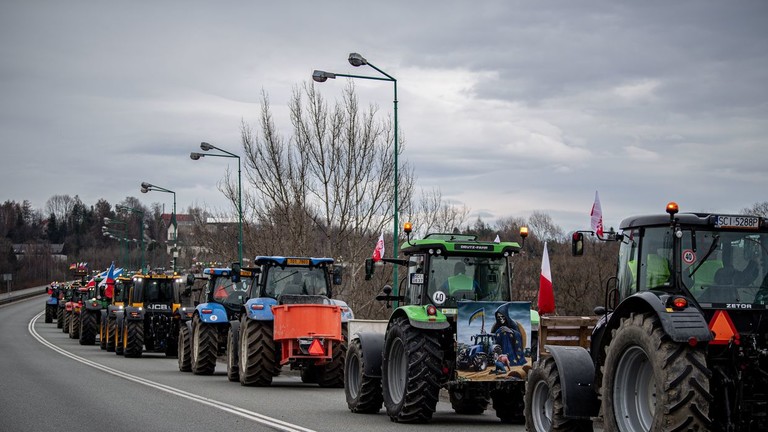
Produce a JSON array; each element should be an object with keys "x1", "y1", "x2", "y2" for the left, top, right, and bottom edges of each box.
[{"x1": 456, "y1": 301, "x2": 531, "y2": 382}]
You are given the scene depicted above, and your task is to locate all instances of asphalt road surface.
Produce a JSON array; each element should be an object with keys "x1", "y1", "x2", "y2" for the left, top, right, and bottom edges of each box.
[{"x1": 1, "y1": 295, "x2": 527, "y2": 432}]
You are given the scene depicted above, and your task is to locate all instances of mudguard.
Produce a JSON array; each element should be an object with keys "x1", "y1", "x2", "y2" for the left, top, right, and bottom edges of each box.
[
  {"x1": 46, "y1": 297, "x2": 58, "y2": 306},
  {"x1": 329, "y1": 299, "x2": 355, "y2": 323},
  {"x1": 124, "y1": 306, "x2": 145, "y2": 321},
  {"x1": 546, "y1": 345, "x2": 600, "y2": 418},
  {"x1": 85, "y1": 301, "x2": 102, "y2": 312},
  {"x1": 107, "y1": 304, "x2": 123, "y2": 318},
  {"x1": 243, "y1": 297, "x2": 278, "y2": 321},
  {"x1": 397, "y1": 305, "x2": 450, "y2": 330},
  {"x1": 177, "y1": 306, "x2": 195, "y2": 322},
  {"x1": 356, "y1": 332, "x2": 385, "y2": 378},
  {"x1": 196, "y1": 302, "x2": 229, "y2": 324},
  {"x1": 605, "y1": 291, "x2": 712, "y2": 345}
]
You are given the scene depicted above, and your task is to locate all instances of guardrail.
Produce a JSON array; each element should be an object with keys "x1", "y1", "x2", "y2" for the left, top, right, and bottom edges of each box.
[{"x1": 0, "y1": 286, "x2": 47, "y2": 306}]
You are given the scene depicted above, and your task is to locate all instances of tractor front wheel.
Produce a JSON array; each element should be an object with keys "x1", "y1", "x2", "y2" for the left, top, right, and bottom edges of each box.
[
  {"x1": 56, "y1": 307, "x2": 64, "y2": 328},
  {"x1": 382, "y1": 316, "x2": 442, "y2": 423},
  {"x1": 123, "y1": 320, "x2": 144, "y2": 358},
  {"x1": 601, "y1": 312, "x2": 710, "y2": 432},
  {"x1": 45, "y1": 304, "x2": 54, "y2": 323},
  {"x1": 525, "y1": 356, "x2": 593, "y2": 432},
  {"x1": 79, "y1": 310, "x2": 97, "y2": 345}
]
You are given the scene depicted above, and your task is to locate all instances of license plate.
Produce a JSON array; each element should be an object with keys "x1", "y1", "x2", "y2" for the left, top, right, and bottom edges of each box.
[
  {"x1": 287, "y1": 258, "x2": 310, "y2": 265},
  {"x1": 714, "y1": 215, "x2": 759, "y2": 229}
]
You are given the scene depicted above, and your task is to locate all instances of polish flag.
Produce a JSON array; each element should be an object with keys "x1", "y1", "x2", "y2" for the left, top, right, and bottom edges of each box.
[
  {"x1": 538, "y1": 242, "x2": 555, "y2": 314},
  {"x1": 372, "y1": 233, "x2": 385, "y2": 262},
  {"x1": 591, "y1": 191, "x2": 604, "y2": 238}
]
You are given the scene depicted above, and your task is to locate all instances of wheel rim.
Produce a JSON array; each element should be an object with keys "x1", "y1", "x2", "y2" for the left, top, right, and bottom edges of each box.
[
  {"x1": 346, "y1": 350, "x2": 361, "y2": 399},
  {"x1": 614, "y1": 346, "x2": 655, "y2": 431},
  {"x1": 387, "y1": 338, "x2": 407, "y2": 405},
  {"x1": 531, "y1": 380, "x2": 553, "y2": 431}
]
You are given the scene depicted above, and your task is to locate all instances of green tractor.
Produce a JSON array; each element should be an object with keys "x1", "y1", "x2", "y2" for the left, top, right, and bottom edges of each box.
[{"x1": 345, "y1": 224, "x2": 531, "y2": 423}]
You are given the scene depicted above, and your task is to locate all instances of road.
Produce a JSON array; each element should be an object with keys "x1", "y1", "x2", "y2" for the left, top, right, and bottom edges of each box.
[{"x1": 0, "y1": 295, "x2": 527, "y2": 432}]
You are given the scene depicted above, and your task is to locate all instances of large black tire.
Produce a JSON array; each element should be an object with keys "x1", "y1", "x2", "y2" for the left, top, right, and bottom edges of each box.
[
  {"x1": 344, "y1": 338, "x2": 383, "y2": 413},
  {"x1": 449, "y1": 387, "x2": 489, "y2": 415},
  {"x1": 62, "y1": 310, "x2": 70, "y2": 333},
  {"x1": 382, "y1": 316, "x2": 442, "y2": 423},
  {"x1": 316, "y1": 328, "x2": 347, "y2": 388},
  {"x1": 601, "y1": 313, "x2": 710, "y2": 432},
  {"x1": 239, "y1": 319, "x2": 280, "y2": 387},
  {"x1": 115, "y1": 320, "x2": 124, "y2": 356},
  {"x1": 226, "y1": 322, "x2": 240, "y2": 382},
  {"x1": 106, "y1": 317, "x2": 116, "y2": 352},
  {"x1": 69, "y1": 313, "x2": 80, "y2": 339},
  {"x1": 45, "y1": 305, "x2": 54, "y2": 323},
  {"x1": 525, "y1": 356, "x2": 593, "y2": 432},
  {"x1": 191, "y1": 318, "x2": 218, "y2": 375},
  {"x1": 178, "y1": 325, "x2": 192, "y2": 372},
  {"x1": 56, "y1": 307, "x2": 64, "y2": 328},
  {"x1": 123, "y1": 320, "x2": 144, "y2": 358},
  {"x1": 79, "y1": 310, "x2": 98, "y2": 345},
  {"x1": 491, "y1": 385, "x2": 525, "y2": 424},
  {"x1": 99, "y1": 314, "x2": 107, "y2": 350}
]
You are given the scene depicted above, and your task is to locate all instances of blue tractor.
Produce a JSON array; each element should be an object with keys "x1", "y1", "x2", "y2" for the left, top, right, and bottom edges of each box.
[
  {"x1": 178, "y1": 266, "x2": 254, "y2": 378},
  {"x1": 44, "y1": 282, "x2": 61, "y2": 323},
  {"x1": 238, "y1": 256, "x2": 353, "y2": 387}
]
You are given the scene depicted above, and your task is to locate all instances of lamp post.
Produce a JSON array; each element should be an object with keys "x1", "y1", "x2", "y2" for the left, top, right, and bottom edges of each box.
[
  {"x1": 190, "y1": 142, "x2": 243, "y2": 265},
  {"x1": 116, "y1": 205, "x2": 145, "y2": 271},
  {"x1": 103, "y1": 218, "x2": 129, "y2": 267},
  {"x1": 313, "y1": 53, "x2": 401, "y2": 290},
  {"x1": 141, "y1": 182, "x2": 178, "y2": 272}
]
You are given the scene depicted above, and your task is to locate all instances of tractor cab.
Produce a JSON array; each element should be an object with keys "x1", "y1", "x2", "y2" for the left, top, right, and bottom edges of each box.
[
  {"x1": 128, "y1": 272, "x2": 184, "y2": 314},
  {"x1": 199, "y1": 266, "x2": 256, "y2": 316},
  {"x1": 251, "y1": 256, "x2": 341, "y2": 302}
]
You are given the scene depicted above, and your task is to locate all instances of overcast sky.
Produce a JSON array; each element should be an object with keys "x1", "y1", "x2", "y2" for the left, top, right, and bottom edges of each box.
[{"x1": 1, "y1": 1, "x2": 766, "y2": 235}]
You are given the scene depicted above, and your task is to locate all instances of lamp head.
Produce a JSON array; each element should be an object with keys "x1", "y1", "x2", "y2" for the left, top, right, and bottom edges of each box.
[
  {"x1": 140, "y1": 187, "x2": 149, "y2": 194},
  {"x1": 348, "y1": 53, "x2": 367, "y2": 67},
  {"x1": 103, "y1": 217, "x2": 111, "y2": 223},
  {"x1": 200, "y1": 142, "x2": 214, "y2": 151},
  {"x1": 312, "y1": 70, "x2": 335, "y2": 83},
  {"x1": 190, "y1": 152, "x2": 202, "y2": 160},
  {"x1": 141, "y1": 182, "x2": 152, "y2": 189}
]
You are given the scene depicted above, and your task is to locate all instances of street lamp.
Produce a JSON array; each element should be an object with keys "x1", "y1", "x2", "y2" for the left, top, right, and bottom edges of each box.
[
  {"x1": 116, "y1": 204, "x2": 146, "y2": 271},
  {"x1": 140, "y1": 182, "x2": 178, "y2": 272},
  {"x1": 314, "y1": 53, "x2": 401, "y2": 290},
  {"x1": 190, "y1": 142, "x2": 243, "y2": 265},
  {"x1": 103, "y1": 219, "x2": 130, "y2": 268}
]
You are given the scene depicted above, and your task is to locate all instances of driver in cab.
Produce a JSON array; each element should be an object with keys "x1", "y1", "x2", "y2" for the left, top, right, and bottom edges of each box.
[{"x1": 441, "y1": 261, "x2": 479, "y2": 298}]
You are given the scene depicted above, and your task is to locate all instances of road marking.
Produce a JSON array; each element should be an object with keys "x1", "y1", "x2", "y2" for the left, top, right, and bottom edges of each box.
[{"x1": 28, "y1": 313, "x2": 316, "y2": 432}]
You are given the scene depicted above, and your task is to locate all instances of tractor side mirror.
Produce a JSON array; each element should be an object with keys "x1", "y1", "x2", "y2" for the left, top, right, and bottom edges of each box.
[
  {"x1": 572, "y1": 232, "x2": 584, "y2": 256},
  {"x1": 364, "y1": 258, "x2": 375, "y2": 281},
  {"x1": 231, "y1": 262, "x2": 241, "y2": 283},
  {"x1": 332, "y1": 267, "x2": 342, "y2": 285},
  {"x1": 186, "y1": 273, "x2": 196, "y2": 286}
]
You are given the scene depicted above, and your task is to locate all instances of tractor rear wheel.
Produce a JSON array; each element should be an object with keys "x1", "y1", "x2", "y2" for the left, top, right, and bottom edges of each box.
[
  {"x1": 123, "y1": 320, "x2": 144, "y2": 358},
  {"x1": 62, "y1": 310, "x2": 70, "y2": 333},
  {"x1": 106, "y1": 317, "x2": 116, "y2": 352},
  {"x1": 602, "y1": 312, "x2": 710, "y2": 432},
  {"x1": 239, "y1": 319, "x2": 279, "y2": 387},
  {"x1": 382, "y1": 316, "x2": 442, "y2": 423},
  {"x1": 226, "y1": 322, "x2": 240, "y2": 382},
  {"x1": 344, "y1": 337, "x2": 383, "y2": 413},
  {"x1": 525, "y1": 356, "x2": 593, "y2": 432},
  {"x1": 79, "y1": 310, "x2": 97, "y2": 345},
  {"x1": 69, "y1": 313, "x2": 80, "y2": 339},
  {"x1": 317, "y1": 328, "x2": 347, "y2": 388},
  {"x1": 449, "y1": 387, "x2": 489, "y2": 415},
  {"x1": 191, "y1": 318, "x2": 218, "y2": 375},
  {"x1": 492, "y1": 385, "x2": 526, "y2": 424},
  {"x1": 99, "y1": 314, "x2": 107, "y2": 350},
  {"x1": 178, "y1": 325, "x2": 192, "y2": 372},
  {"x1": 56, "y1": 307, "x2": 64, "y2": 328},
  {"x1": 45, "y1": 305, "x2": 54, "y2": 323}
]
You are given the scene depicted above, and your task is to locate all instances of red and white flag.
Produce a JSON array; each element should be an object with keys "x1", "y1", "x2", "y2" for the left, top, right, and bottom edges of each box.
[
  {"x1": 372, "y1": 233, "x2": 385, "y2": 262},
  {"x1": 538, "y1": 242, "x2": 556, "y2": 314},
  {"x1": 590, "y1": 191, "x2": 604, "y2": 238},
  {"x1": 102, "y1": 262, "x2": 116, "y2": 299}
]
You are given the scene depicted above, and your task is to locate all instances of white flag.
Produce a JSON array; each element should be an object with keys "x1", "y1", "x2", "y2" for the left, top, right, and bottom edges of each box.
[
  {"x1": 372, "y1": 233, "x2": 385, "y2": 262},
  {"x1": 590, "y1": 191, "x2": 604, "y2": 238}
]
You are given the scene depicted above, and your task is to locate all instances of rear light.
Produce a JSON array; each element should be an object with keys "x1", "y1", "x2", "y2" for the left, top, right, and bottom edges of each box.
[
  {"x1": 250, "y1": 304, "x2": 264, "y2": 311},
  {"x1": 47, "y1": 288, "x2": 53, "y2": 295},
  {"x1": 92, "y1": 302, "x2": 98, "y2": 307},
  {"x1": 688, "y1": 337, "x2": 698, "y2": 347},
  {"x1": 426, "y1": 305, "x2": 437, "y2": 316},
  {"x1": 671, "y1": 297, "x2": 687, "y2": 310},
  {"x1": 130, "y1": 311, "x2": 140, "y2": 318},
  {"x1": 201, "y1": 309, "x2": 213, "y2": 314}
]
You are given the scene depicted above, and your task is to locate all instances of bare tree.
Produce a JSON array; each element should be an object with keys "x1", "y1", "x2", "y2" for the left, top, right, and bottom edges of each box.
[{"x1": 45, "y1": 194, "x2": 76, "y2": 223}]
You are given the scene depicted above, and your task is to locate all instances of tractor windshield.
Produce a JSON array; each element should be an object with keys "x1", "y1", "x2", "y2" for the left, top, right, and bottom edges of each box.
[
  {"x1": 265, "y1": 266, "x2": 329, "y2": 298},
  {"x1": 426, "y1": 255, "x2": 510, "y2": 307},
  {"x1": 209, "y1": 275, "x2": 251, "y2": 307},
  {"x1": 138, "y1": 280, "x2": 175, "y2": 303},
  {"x1": 682, "y1": 229, "x2": 768, "y2": 306}
]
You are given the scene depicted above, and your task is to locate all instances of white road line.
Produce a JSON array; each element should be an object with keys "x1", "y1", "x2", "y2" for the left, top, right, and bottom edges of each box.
[{"x1": 28, "y1": 313, "x2": 317, "y2": 432}]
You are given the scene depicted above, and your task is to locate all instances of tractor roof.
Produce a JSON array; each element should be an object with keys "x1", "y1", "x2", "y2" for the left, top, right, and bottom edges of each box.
[
  {"x1": 620, "y1": 212, "x2": 768, "y2": 232},
  {"x1": 401, "y1": 233, "x2": 521, "y2": 257},
  {"x1": 202, "y1": 267, "x2": 256, "y2": 277},
  {"x1": 253, "y1": 256, "x2": 334, "y2": 267}
]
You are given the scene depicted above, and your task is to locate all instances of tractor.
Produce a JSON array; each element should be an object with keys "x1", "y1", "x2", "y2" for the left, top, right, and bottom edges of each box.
[
  {"x1": 116, "y1": 271, "x2": 189, "y2": 358},
  {"x1": 237, "y1": 256, "x2": 353, "y2": 387},
  {"x1": 79, "y1": 274, "x2": 107, "y2": 346},
  {"x1": 44, "y1": 282, "x2": 61, "y2": 323},
  {"x1": 102, "y1": 273, "x2": 132, "y2": 353},
  {"x1": 524, "y1": 202, "x2": 768, "y2": 432},
  {"x1": 345, "y1": 225, "x2": 531, "y2": 423},
  {"x1": 178, "y1": 266, "x2": 253, "y2": 377}
]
